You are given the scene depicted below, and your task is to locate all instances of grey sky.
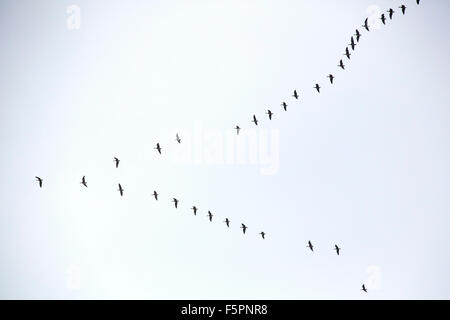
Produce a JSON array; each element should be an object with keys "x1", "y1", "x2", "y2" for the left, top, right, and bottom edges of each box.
[{"x1": 1, "y1": 0, "x2": 449, "y2": 299}]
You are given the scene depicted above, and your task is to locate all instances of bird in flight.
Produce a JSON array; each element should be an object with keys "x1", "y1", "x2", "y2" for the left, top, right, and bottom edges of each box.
[
  {"x1": 252, "y1": 115, "x2": 258, "y2": 126},
  {"x1": 191, "y1": 206, "x2": 198, "y2": 215},
  {"x1": 80, "y1": 176, "x2": 88, "y2": 188},
  {"x1": 259, "y1": 232, "x2": 266, "y2": 239},
  {"x1": 152, "y1": 190, "x2": 158, "y2": 200},
  {"x1": 35, "y1": 176, "x2": 43, "y2": 188},
  {"x1": 172, "y1": 198, "x2": 179, "y2": 208},
  {"x1": 363, "y1": 18, "x2": 370, "y2": 31},
  {"x1": 344, "y1": 47, "x2": 351, "y2": 60},
  {"x1": 292, "y1": 90, "x2": 299, "y2": 100},
  {"x1": 354, "y1": 29, "x2": 362, "y2": 42},
  {"x1": 380, "y1": 13, "x2": 386, "y2": 25},
  {"x1": 349, "y1": 37, "x2": 356, "y2": 50},
  {"x1": 387, "y1": 8, "x2": 394, "y2": 20},
  {"x1": 154, "y1": 143, "x2": 162, "y2": 154},
  {"x1": 281, "y1": 102, "x2": 288, "y2": 111},
  {"x1": 307, "y1": 240, "x2": 314, "y2": 252},
  {"x1": 327, "y1": 74, "x2": 334, "y2": 84},
  {"x1": 240, "y1": 223, "x2": 248, "y2": 234},
  {"x1": 175, "y1": 133, "x2": 181, "y2": 143},
  {"x1": 114, "y1": 157, "x2": 120, "y2": 168},
  {"x1": 338, "y1": 59, "x2": 345, "y2": 70},
  {"x1": 266, "y1": 110, "x2": 273, "y2": 120},
  {"x1": 235, "y1": 125, "x2": 241, "y2": 135},
  {"x1": 399, "y1": 5, "x2": 406, "y2": 15},
  {"x1": 207, "y1": 211, "x2": 213, "y2": 222},
  {"x1": 314, "y1": 84, "x2": 321, "y2": 93},
  {"x1": 334, "y1": 244, "x2": 341, "y2": 256},
  {"x1": 224, "y1": 218, "x2": 230, "y2": 227},
  {"x1": 117, "y1": 183, "x2": 124, "y2": 197},
  {"x1": 361, "y1": 284, "x2": 368, "y2": 293}
]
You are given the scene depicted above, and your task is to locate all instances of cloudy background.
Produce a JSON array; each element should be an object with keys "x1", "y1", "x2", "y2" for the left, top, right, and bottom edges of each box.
[{"x1": 1, "y1": 0, "x2": 449, "y2": 299}]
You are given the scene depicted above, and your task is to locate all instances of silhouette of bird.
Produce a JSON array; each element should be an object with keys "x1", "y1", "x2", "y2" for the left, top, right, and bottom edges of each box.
[
  {"x1": 80, "y1": 176, "x2": 87, "y2": 188},
  {"x1": 387, "y1": 8, "x2": 394, "y2": 20},
  {"x1": 314, "y1": 84, "x2": 321, "y2": 93},
  {"x1": 176, "y1": 133, "x2": 181, "y2": 143},
  {"x1": 259, "y1": 232, "x2": 266, "y2": 239},
  {"x1": 35, "y1": 176, "x2": 43, "y2": 188},
  {"x1": 207, "y1": 211, "x2": 213, "y2": 222},
  {"x1": 416, "y1": 0, "x2": 420, "y2": 4},
  {"x1": 363, "y1": 18, "x2": 370, "y2": 31},
  {"x1": 114, "y1": 157, "x2": 120, "y2": 168},
  {"x1": 252, "y1": 115, "x2": 258, "y2": 126},
  {"x1": 381, "y1": 13, "x2": 386, "y2": 25},
  {"x1": 224, "y1": 218, "x2": 230, "y2": 227},
  {"x1": 307, "y1": 240, "x2": 314, "y2": 251},
  {"x1": 361, "y1": 284, "x2": 368, "y2": 293},
  {"x1": 152, "y1": 190, "x2": 158, "y2": 200},
  {"x1": 338, "y1": 59, "x2": 345, "y2": 70},
  {"x1": 281, "y1": 102, "x2": 288, "y2": 111},
  {"x1": 399, "y1": 5, "x2": 406, "y2": 15},
  {"x1": 334, "y1": 244, "x2": 341, "y2": 256},
  {"x1": 191, "y1": 206, "x2": 197, "y2": 215},
  {"x1": 154, "y1": 143, "x2": 162, "y2": 154},
  {"x1": 117, "y1": 183, "x2": 124, "y2": 197},
  {"x1": 327, "y1": 74, "x2": 334, "y2": 84},
  {"x1": 240, "y1": 223, "x2": 248, "y2": 234},
  {"x1": 172, "y1": 198, "x2": 179, "y2": 208},
  {"x1": 292, "y1": 90, "x2": 299, "y2": 100},
  {"x1": 354, "y1": 29, "x2": 362, "y2": 42},
  {"x1": 349, "y1": 37, "x2": 356, "y2": 50},
  {"x1": 266, "y1": 110, "x2": 273, "y2": 120},
  {"x1": 344, "y1": 47, "x2": 351, "y2": 60},
  {"x1": 235, "y1": 125, "x2": 241, "y2": 135}
]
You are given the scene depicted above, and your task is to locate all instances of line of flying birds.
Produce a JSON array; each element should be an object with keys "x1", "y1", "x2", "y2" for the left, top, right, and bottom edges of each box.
[{"x1": 35, "y1": 0, "x2": 422, "y2": 294}]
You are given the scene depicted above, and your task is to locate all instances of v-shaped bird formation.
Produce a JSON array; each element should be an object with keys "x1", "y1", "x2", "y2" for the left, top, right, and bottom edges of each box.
[{"x1": 34, "y1": 1, "x2": 422, "y2": 294}]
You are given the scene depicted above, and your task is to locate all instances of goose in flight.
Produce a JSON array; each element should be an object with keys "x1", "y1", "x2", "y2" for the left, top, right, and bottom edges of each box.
[
  {"x1": 387, "y1": 8, "x2": 394, "y2": 20},
  {"x1": 344, "y1": 47, "x2": 351, "y2": 60},
  {"x1": 152, "y1": 190, "x2": 158, "y2": 200},
  {"x1": 266, "y1": 110, "x2": 273, "y2": 120},
  {"x1": 327, "y1": 74, "x2": 334, "y2": 84},
  {"x1": 307, "y1": 240, "x2": 314, "y2": 252},
  {"x1": 114, "y1": 157, "x2": 120, "y2": 168},
  {"x1": 349, "y1": 37, "x2": 356, "y2": 50},
  {"x1": 363, "y1": 18, "x2": 370, "y2": 31},
  {"x1": 281, "y1": 102, "x2": 288, "y2": 111},
  {"x1": 334, "y1": 244, "x2": 341, "y2": 256},
  {"x1": 292, "y1": 90, "x2": 299, "y2": 100},
  {"x1": 235, "y1": 125, "x2": 241, "y2": 135},
  {"x1": 354, "y1": 29, "x2": 362, "y2": 42},
  {"x1": 80, "y1": 176, "x2": 88, "y2": 188},
  {"x1": 117, "y1": 183, "x2": 124, "y2": 197},
  {"x1": 207, "y1": 211, "x2": 213, "y2": 222},
  {"x1": 191, "y1": 206, "x2": 198, "y2": 215},
  {"x1": 35, "y1": 176, "x2": 43, "y2": 188},
  {"x1": 399, "y1": 5, "x2": 406, "y2": 15},
  {"x1": 380, "y1": 13, "x2": 386, "y2": 25},
  {"x1": 175, "y1": 133, "x2": 181, "y2": 143},
  {"x1": 240, "y1": 223, "x2": 248, "y2": 234},
  {"x1": 361, "y1": 284, "x2": 368, "y2": 293},
  {"x1": 259, "y1": 232, "x2": 266, "y2": 239},
  {"x1": 154, "y1": 143, "x2": 162, "y2": 154},
  {"x1": 224, "y1": 218, "x2": 230, "y2": 227},
  {"x1": 314, "y1": 84, "x2": 321, "y2": 93},
  {"x1": 172, "y1": 198, "x2": 179, "y2": 208},
  {"x1": 338, "y1": 59, "x2": 345, "y2": 70},
  {"x1": 252, "y1": 115, "x2": 258, "y2": 126}
]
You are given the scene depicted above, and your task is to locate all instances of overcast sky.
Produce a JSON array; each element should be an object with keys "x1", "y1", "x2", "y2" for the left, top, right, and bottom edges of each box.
[{"x1": 1, "y1": 0, "x2": 449, "y2": 299}]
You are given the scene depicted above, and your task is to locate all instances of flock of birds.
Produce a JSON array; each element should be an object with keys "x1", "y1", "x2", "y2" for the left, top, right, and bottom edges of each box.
[{"x1": 34, "y1": 1, "x2": 423, "y2": 295}]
